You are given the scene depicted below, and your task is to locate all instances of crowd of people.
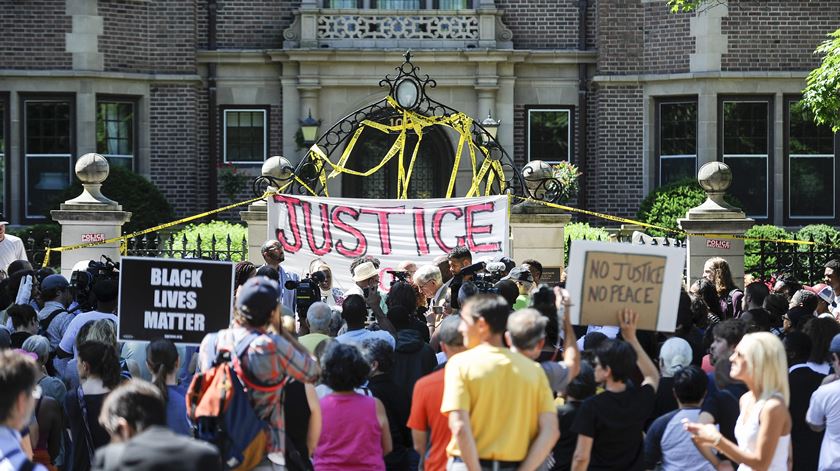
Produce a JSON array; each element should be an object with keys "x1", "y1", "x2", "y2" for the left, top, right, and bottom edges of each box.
[{"x1": 2, "y1": 237, "x2": 840, "y2": 471}]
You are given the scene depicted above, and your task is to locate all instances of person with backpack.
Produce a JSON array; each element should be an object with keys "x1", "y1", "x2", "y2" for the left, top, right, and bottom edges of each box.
[
  {"x1": 37, "y1": 274, "x2": 74, "y2": 353},
  {"x1": 196, "y1": 276, "x2": 320, "y2": 471},
  {"x1": 146, "y1": 339, "x2": 191, "y2": 436},
  {"x1": 702, "y1": 257, "x2": 743, "y2": 320}
]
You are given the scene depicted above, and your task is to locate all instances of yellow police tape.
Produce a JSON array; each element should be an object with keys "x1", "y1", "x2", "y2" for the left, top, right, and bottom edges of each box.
[
  {"x1": 41, "y1": 191, "x2": 275, "y2": 268},
  {"x1": 510, "y1": 195, "x2": 833, "y2": 247}
]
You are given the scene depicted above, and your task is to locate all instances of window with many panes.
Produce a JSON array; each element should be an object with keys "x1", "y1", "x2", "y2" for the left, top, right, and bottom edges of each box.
[
  {"x1": 96, "y1": 100, "x2": 135, "y2": 170},
  {"x1": 655, "y1": 98, "x2": 697, "y2": 187},
  {"x1": 23, "y1": 97, "x2": 74, "y2": 220},
  {"x1": 785, "y1": 98, "x2": 838, "y2": 223},
  {"x1": 223, "y1": 109, "x2": 267, "y2": 164},
  {"x1": 527, "y1": 107, "x2": 573, "y2": 164},
  {"x1": 720, "y1": 97, "x2": 773, "y2": 220}
]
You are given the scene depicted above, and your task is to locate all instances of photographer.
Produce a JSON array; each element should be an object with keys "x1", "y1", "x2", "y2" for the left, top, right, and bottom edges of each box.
[
  {"x1": 414, "y1": 265, "x2": 449, "y2": 337},
  {"x1": 344, "y1": 262, "x2": 394, "y2": 334},
  {"x1": 56, "y1": 279, "x2": 119, "y2": 359},
  {"x1": 505, "y1": 267, "x2": 534, "y2": 310}
]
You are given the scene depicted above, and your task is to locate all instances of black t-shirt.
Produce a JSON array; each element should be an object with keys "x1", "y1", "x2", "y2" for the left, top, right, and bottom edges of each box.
[
  {"x1": 551, "y1": 400, "x2": 583, "y2": 471},
  {"x1": 283, "y1": 380, "x2": 313, "y2": 471},
  {"x1": 65, "y1": 390, "x2": 110, "y2": 471},
  {"x1": 648, "y1": 376, "x2": 678, "y2": 430},
  {"x1": 700, "y1": 374, "x2": 747, "y2": 443},
  {"x1": 571, "y1": 383, "x2": 656, "y2": 471},
  {"x1": 789, "y1": 365, "x2": 826, "y2": 471}
]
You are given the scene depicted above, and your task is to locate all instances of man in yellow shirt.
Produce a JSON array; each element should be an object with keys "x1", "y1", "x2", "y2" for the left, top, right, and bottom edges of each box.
[{"x1": 441, "y1": 294, "x2": 559, "y2": 471}]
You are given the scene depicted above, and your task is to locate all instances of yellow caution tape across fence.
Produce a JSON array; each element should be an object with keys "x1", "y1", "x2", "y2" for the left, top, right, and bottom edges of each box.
[{"x1": 510, "y1": 195, "x2": 836, "y2": 248}]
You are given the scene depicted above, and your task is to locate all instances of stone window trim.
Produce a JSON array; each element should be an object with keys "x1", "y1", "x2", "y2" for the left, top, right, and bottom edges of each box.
[
  {"x1": 525, "y1": 105, "x2": 574, "y2": 165},
  {"x1": 653, "y1": 95, "x2": 698, "y2": 188},
  {"x1": 19, "y1": 93, "x2": 76, "y2": 222},
  {"x1": 322, "y1": 0, "x2": 475, "y2": 9},
  {"x1": 717, "y1": 94, "x2": 775, "y2": 222},
  {"x1": 96, "y1": 95, "x2": 139, "y2": 172},
  {"x1": 221, "y1": 106, "x2": 269, "y2": 165},
  {"x1": 782, "y1": 95, "x2": 839, "y2": 225},
  {"x1": 0, "y1": 92, "x2": 8, "y2": 218}
]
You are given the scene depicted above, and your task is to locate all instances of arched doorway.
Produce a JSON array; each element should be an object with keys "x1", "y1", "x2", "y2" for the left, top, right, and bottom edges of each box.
[{"x1": 342, "y1": 118, "x2": 452, "y2": 199}]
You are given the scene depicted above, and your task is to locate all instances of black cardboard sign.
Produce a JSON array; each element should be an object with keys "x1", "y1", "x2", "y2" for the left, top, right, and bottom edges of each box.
[{"x1": 118, "y1": 257, "x2": 234, "y2": 345}]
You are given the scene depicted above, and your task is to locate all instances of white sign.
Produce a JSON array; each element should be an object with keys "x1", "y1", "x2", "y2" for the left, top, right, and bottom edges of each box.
[
  {"x1": 565, "y1": 240, "x2": 686, "y2": 332},
  {"x1": 268, "y1": 195, "x2": 509, "y2": 292},
  {"x1": 81, "y1": 233, "x2": 106, "y2": 243}
]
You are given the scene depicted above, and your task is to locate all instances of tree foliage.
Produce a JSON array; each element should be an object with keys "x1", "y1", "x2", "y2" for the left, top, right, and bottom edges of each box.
[{"x1": 804, "y1": 30, "x2": 840, "y2": 132}]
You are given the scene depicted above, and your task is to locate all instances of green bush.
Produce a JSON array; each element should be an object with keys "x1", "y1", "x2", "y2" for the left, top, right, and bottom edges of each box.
[
  {"x1": 744, "y1": 224, "x2": 793, "y2": 273},
  {"x1": 57, "y1": 165, "x2": 175, "y2": 234},
  {"x1": 169, "y1": 221, "x2": 248, "y2": 261},
  {"x1": 564, "y1": 222, "x2": 611, "y2": 265},
  {"x1": 795, "y1": 224, "x2": 840, "y2": 251},
  {"x1": 9, "y1": 224, "x2": 61, "y2": 246},
  {"x1": 636, "y1": 178, "x2": 740, "y2": 238}
]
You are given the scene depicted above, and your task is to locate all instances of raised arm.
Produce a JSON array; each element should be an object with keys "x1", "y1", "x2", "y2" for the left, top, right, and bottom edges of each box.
[
  {"x1": 555, "y1": 287, "x2": 580, "y2": 380},
  {"x1": 618, "y1": 308, "x2": 659, "y2": 391}
]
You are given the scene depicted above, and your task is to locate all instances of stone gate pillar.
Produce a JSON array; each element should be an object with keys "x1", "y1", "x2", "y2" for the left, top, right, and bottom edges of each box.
[
  {"x1": 50, "y1": 154, "x2": 132, "y2": 278},
  {"x1": 240, "y1": 156, "x2": 291, "y2": 265},
  {"x1": 678, "y1": 162, "x2": 754, "y2": 288}
]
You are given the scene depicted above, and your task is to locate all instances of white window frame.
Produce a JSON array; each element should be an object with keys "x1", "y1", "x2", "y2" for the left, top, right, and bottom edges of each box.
[
  {"x1": 23, "y1": 99, "x2": 73, "y2": 220},
  {"x1": 223, "y1": 109, "x2": 267, "y2": 164},
  {"x1": 527, "y1": 108, "x2": 573, "y2": 164},
  {"x1": 721, "y1": 100, "x2": 771, "y2": 220},
  {"x1": 97, "y1": 100, "x2": 136, "y2": 169},
  {"x1": 657, "y1": 100, "x2": 697, "y2": 186}
]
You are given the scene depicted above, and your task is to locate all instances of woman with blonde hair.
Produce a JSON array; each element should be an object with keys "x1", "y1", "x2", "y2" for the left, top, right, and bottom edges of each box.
[
  {"x1": 684, "y1": 332, "x2": 791, "y2": 470},
  {"x1": 703, "y1": 257, "x2": 742, "y2": 319}
]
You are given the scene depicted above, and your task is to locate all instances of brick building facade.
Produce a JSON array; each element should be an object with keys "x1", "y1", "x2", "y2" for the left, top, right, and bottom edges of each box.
[{"x1": 0, "y1": 0, "x2": 838, "y2": 226}]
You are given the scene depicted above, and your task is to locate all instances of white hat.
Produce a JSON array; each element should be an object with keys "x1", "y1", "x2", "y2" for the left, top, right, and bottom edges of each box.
[{"x1": 352, "y1": 261, "x2": 378, "y2": 282}]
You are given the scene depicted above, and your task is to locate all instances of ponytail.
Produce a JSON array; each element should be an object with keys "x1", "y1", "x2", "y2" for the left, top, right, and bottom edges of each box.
[
  {"x1": 77, "y1": 341, "x2": 122, "y2": 390},
  {"x1": 146, "y1": 339, "x2": 178, "y2": 402}
]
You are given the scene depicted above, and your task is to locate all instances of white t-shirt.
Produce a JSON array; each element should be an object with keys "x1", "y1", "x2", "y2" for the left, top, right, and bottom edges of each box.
[
  {"x1": 335, "y1": 328, "x2": 395, "y2": 349},
  {"x1": 0, "y1": 234, "x2": 28, "y2": 272},
  {"x1": 806, "y1": 378, "x2": 840, "y2": 470},
  {"x1": 58, "y1": 310, "x2": 118, "y2": 354}
]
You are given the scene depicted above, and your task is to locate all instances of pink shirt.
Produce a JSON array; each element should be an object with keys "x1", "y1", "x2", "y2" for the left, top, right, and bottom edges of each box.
[{"x1": 314, "y1": 393, "x2": 385, "y2": 471}]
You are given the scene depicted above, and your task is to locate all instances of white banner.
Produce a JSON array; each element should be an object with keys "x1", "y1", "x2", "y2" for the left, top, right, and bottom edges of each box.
[{"x1": 267, "y1": 195, "x2": 509, "y2": 292}]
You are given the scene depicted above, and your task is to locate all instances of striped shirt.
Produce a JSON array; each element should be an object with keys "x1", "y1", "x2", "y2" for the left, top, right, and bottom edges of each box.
[{"x1": 198, "y1": 323, "x2": 320, "y2": 454}]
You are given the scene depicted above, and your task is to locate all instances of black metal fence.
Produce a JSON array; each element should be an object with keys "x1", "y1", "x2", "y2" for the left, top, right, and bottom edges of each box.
[
  {"x1": 745, "y1": 236, "x2": 840, "y2": 285},
  {"x1": 25, "y1": 232, "x2": 248, "y2": 268}
]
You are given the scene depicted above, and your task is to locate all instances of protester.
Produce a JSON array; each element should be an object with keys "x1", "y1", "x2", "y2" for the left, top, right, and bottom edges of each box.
[
  {"x1": 506, "y1": 267, "x2": 534, "y2": 310},
  {"x1": 570, "y1": 309, "x2": 659, "y2": 471},
  {"x1": 442, "y1": 294, "x2": 559, "y2": 471},
  {"x1": 551, "y1": 361, "x2": 595, "y2": 471},
  {"x1": 197, "y1": 276, "x2": 320, "y2": 470},
  {"x1": 784, "y1": 331, "x2": 824, "y2": 471},
  {"x1": 92, "y1": 379, "x2": 221, "y2": 471},
  {"x1": 790, "y1": 288, "x2": 820, "y2": 313},
  {"x1": 773, "y1": 273, "x2": 803, "y2": 301},
  {"x1": 57, "y1": 279, "x2": 119, "y2": 359},
  {"x1": 691, "y1": 278, "x2": 725, "y2": 326},
  {"x1": 309, "y1": 259, "x2": 344, "y2": 307},
  {"x1": 0, "y1": 217, "x2": 28, "y2": 272},
  {"x1": 447, "y1": 246, "x2": 472, "y2": 278},
  {"x1": 651, "y1": 337, "x2": 694, "y2": 422},
  {"x1": 685, "y1": 332, "x2": 791, "y2": 471},
  {"x1": 762, "y1": 293, "x2": 788, "y2": 336},
  {"x1": 522, "y1": 259, "x2": 543, "y2": 285},
  {"x1": 386, "y1": 282, "x2": 431, "y2": 342},
  {"x1": 234, "y1": 260, "x2": 257, "y2": 293},
  {"x1": 389, "y1": 305, "x2": 436, "y2": 402},
  {"x1": 823, "y1": 259, "x2": 840, "y2": 318},
  {"x1": 145, "y1": 339, "x2": 190, "y2": 436},
  {"x1": 37, "y1": 274, "x2": 74, "y2": 352},
  {"x1": 706, "y1": 319, "x2": 746, "y2": 370},
  {"x1": 335, "y1": 294, "x2": 396, "y2": 349},
  {"x1": 361, "y1": 338, "x2": 412, "y2": 471},
  {"x1": 408, "y1": 315, "x2": 466, "y2": 471},
  {"x1": 21, "y1": 335, "x2": 66, "y2": 406},
  {"x1": 298, "y1": 302, "x2": 332, "y2": 353},
  {"x1": 8, "y1": 303, "x2": 38, "y2": 348},
  {"x1": 802, "y1": 317, "x2": 840, "y2": 375},
  {"x1": 260, "y1": 240, "x2": 299, "y2": 314},
  {"x1": 282, "y1": 378, "x2": 321, "y2": 471},
  {"x1": 0, "y1": 350, "x2": 46, "y2": 471},
  {"x1": 414, "y1": 264, "x2": 447, "y2": 336},
  {"x1": 66, "y1": 341, "x2": 123, "y2": 471},
  {"x1": 806, "y1": 332, "x2": 840, "y2": 471},
  {"x1": 739, "y1": 282, "x2": 773, "y2": 332},
  {"x1": 65, "y1": 319, "x2": 137, "y2": 390},
  {"x1": 313, "y1": 341, "x2": 391, "y2": 470},
  {"x1": 644, "y1": 366, "x2": 713, "y2": 471}
]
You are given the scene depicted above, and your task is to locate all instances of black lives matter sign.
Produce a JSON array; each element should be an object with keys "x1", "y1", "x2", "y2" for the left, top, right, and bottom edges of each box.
[{"x1": 118, "y1": 257, "x2": 234, "y2": 345}]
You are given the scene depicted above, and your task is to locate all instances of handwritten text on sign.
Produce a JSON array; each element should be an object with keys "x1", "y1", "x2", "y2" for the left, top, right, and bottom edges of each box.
[
  {"x1": 268, "y1": 195, "x2": 509, "y2": 292},
  {"x1": 582, "y1": 252, "x2": 666, "y2": 330},
  {"x1": 565, "y1": 240, "x2": 685, "y2": 332}
]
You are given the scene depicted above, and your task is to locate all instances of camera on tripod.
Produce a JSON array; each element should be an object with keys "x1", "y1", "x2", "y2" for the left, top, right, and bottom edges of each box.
[
  {"x1": 387, "y1": 270, "x2": 411, "y2": 287},
  {"x1": 285, "y1": 270, "x2": 327, "y2": 318},
  {"x1": 70, "y1": 255, "x2": 120, "y2": 311}
]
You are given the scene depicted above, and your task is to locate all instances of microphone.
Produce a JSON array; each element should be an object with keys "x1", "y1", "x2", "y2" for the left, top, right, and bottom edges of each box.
[
  {"x1": 458, "y1": 261, "x2": 486, "y2": 277},
  {"x1": 485, "y1": 262, "x2": 507, "y2": 273}
]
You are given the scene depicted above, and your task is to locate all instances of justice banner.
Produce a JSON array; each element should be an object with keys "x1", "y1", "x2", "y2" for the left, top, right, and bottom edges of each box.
[
  {"x1": 118, "y1": 257, "x2": 235, "y2": 345},
  {"x1": 268, "y1": 195, "x2": 509, "y2": 292},
  {"x1": 564, "y1": 240, "x2": 686, "y2": 332}
]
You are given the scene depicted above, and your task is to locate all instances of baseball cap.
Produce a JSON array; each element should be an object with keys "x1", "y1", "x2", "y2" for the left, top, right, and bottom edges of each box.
[
  {"x1": 41, "y1": 274, "x2": 69, "y2": 291},
  {"x1": 0, "y1": 213, "x2": 8, "y2": 225},
  {"x1": 495, "y1": 256, "x2": 516, "y2": 272},
  {"x1": 236, "y1": 276, "x2": 280, "y2": 323},
  {"x1": 830, "y1": 333, "x2": 840, "y2": 354},
  {"x1": 506, "y1": 266, "x2": 533, "y2": 283}
]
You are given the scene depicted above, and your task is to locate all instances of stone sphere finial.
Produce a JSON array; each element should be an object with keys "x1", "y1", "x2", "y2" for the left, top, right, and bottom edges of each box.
[
  {"x1": 697, "y1": 161, "x2": 732, "y2": 193},
  {"x1": 75, "y1": 153, "x2": 110, "y2": 184},
  {"x1": 522, "y1": 160, "x2": 554, "y2": 199},
  {"x1": 262, "y1": 156, "x2": 293, "y2": 182}
]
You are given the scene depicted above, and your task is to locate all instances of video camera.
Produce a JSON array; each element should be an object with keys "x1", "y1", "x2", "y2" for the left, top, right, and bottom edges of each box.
[
  {"x1": 450, "y1": 261, "x2": 487, "y2": 310},
  {"x1": 387, "y1": 270, "x2": 411, "y2": 287},
  {"x1": 70, "y1": 255, "x2": 120, "y2": 311},
  {"x1": 285, "y1": 270, "x2": 327, "y2": 319}
]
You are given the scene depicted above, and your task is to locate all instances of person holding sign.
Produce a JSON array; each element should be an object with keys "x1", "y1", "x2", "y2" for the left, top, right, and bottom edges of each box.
[{"x1": 570, "y1": 309, "x2": 660, "y2": 471}]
